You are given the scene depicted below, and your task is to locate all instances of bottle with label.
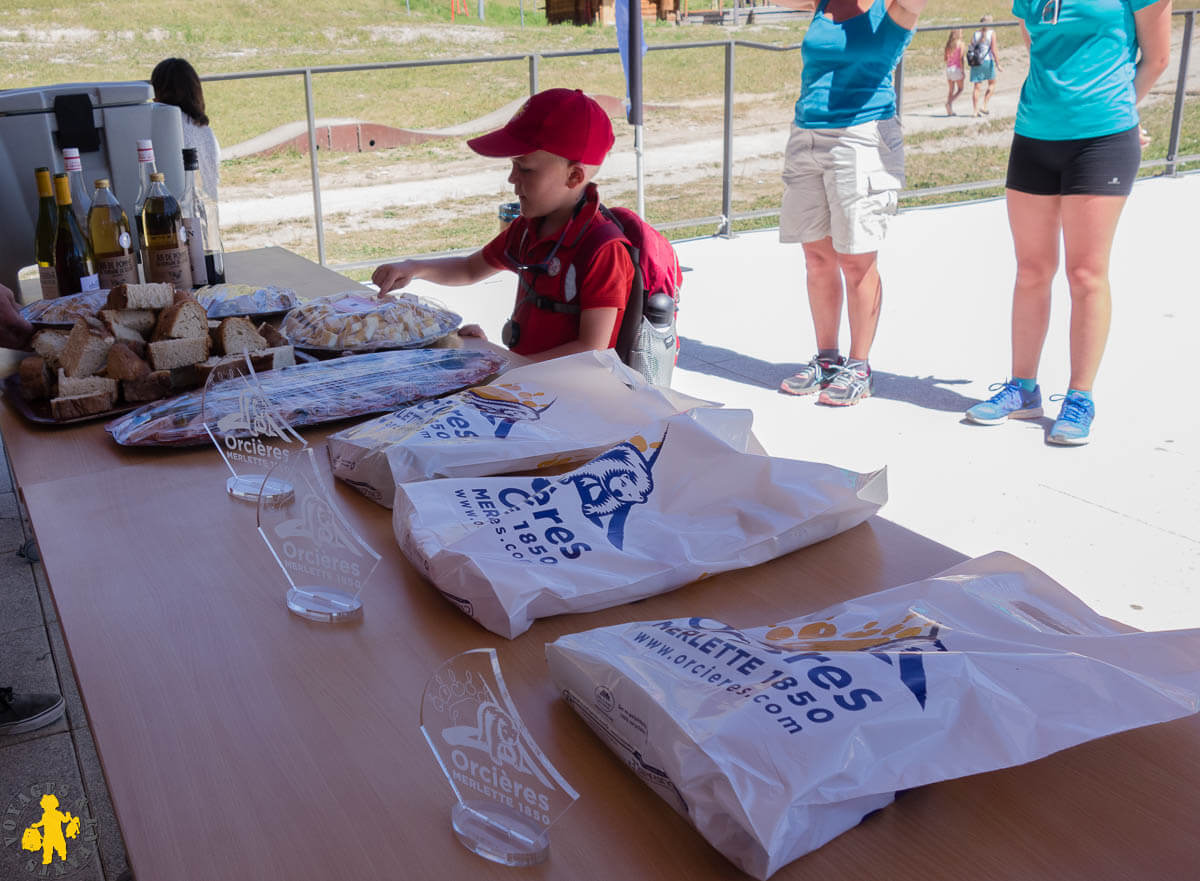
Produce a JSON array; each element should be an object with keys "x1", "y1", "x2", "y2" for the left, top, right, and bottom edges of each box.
[
  {"x1": 140, "y1": 172, "x2": 192, "y2": 289},
  {"x1": 179, "y1": 148, "x2": 208, "y2": 287},
  {"x1": 61, "y1": 147, "x2": 93, "y2": 239},
  {"x1": 52, "y1": 172, "x2": 100, "y2": 296},
  {"x1": 88, "y1": 179, "x2": 139, "y2": 289},
  {"x1": 132, "y1": 139, "x2": 157, "y2": 271},
  {"x1": 199, "y1": 174, "x2": 225, "y2": 285},
  {"x1": 33, "y1": 167, "x2": 58, "y2": 300}
]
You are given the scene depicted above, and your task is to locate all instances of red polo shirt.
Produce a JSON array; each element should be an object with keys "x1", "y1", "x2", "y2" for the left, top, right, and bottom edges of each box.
[{"x1": 482, "y1": 183, "x2": 633, "y2": 357}]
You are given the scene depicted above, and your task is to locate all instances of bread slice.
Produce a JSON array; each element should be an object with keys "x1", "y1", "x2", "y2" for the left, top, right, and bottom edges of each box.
[
  {"x1": 216, "y1": 317, "x2": 267, "y2": 356},
  {"x1": 106, "y1": 342, "x2": 151, "y2": 381},
  {"x1": 100, "y1": 309, "x2": 157, "y2": 337},
  {"x1": 106, "y1": 282, "x2": 174, "y2": 310},
  {"x1": 250, "y1": 345, "x2": 295, "y2": 373},
  {"x1": 18, "y1": 356, "x2": 53, "y2": 401},
  {"x1": 148, "y1": 335, "x2": 211, "y2": 371},
  {"x1": 122, "y1": 370, "x2": 172, "y2": 404},
  {"x1": 56, "y1": 369, "x2": 118, "y2": 400},
  {"x1": 60, "y1": 317, "x2": 115, "y2": 378},
  {"x1": 31, "y1": 329, "x2": 71, "y2": 369},
  {"x1": 100, "y1": 311, "x2": 150, "y2": 346},
  {"x1": 50, "y1": 390, "x2": 114, "y2": 420},
  {"x1": 257, "y1": 322, "x2": 289, "y2": 349},
  {"x1": 173, "y1": 289, "x2": 200, "y2": 306},
  {"x1": 152, "y1": 299, "x2": 209, "y2": 341}
]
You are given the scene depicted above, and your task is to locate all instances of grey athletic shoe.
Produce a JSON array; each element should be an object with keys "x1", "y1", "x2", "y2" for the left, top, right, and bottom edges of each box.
[
  {"x1": 780, "y1": 355, "x2": 844, "y2": 396},
  {"x1": 818, "y1": 363, "x2": 873, "y2": 406},
  {"x1": 0, "y1": 687, "x2": 65, "y2": 736}
]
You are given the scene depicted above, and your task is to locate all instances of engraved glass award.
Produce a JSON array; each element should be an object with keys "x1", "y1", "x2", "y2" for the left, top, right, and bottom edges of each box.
[
  {"x1": 256, "y1": 445, "x2": 380, "y2": 623},
  {"x1": 420, "y1": 649, "x2": 578, "y2": 866},
  {"x1": 201, "y1": 353, "x2": 305, "y2": 505}
]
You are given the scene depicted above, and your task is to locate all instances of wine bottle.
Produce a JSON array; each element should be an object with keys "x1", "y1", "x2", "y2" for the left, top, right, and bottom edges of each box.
[
  {"x1": 179, "y1": 148, "x2": 208, "y2": 287},
  {"x1": 33, "y1": 167, "x2": 58, "y2": 300},
  {"x1": 140, "y1": 172, "x2": 192, "y2": 289},
  {"x1": 61, "y1": 147, "x2": 93, "y2": 238},
  {"x1": 52, "y1": 172, "x2": 100, "y2": 295},
  {"x1": 132, "y1": 139, "x2": 157, "y2": 272},
  {"x1": 88, "y1": 179, "x2": 139, "y2": 289}
]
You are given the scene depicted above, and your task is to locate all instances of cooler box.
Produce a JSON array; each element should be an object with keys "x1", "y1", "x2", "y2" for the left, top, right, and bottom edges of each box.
[{"x1": 0, "y1": 81, "x2": 185, "y2": 297}]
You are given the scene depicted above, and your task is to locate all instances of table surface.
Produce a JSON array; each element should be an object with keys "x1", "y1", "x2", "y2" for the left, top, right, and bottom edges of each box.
[{"x1": 6, "y1": 248, "x2": 1199, "y2": 881}]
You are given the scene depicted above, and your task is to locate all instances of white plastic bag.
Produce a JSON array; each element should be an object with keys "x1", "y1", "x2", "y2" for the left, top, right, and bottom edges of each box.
[
  {"x1": 329, "y1": 350, "x2": 713, "y2": 508},
  {"x1": 545, "y1": 552, "x2": 1200, "y2": 879},
  {"x1": 394, "y1": 408, "x2": 886, "y2": 639}
]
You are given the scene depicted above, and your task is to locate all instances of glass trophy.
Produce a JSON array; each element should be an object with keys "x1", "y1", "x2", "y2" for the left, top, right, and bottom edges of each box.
[
  {"x1": 420, "y1": 649, "x2": 578, "y2": 866},
  {"x1": 201, "y1": 353, "x2": 306, "y2": 505},
  {"x1": 256, "y1": 445, "x2": 381, "y2": 623}
]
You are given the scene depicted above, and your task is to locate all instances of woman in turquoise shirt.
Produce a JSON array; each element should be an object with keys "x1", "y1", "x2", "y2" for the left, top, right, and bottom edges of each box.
[
  {"x1": 966, "y1": 0, "x2": 1172, "y2": 445},
  {"x1": 777, "y1": 0, "x2": 926, "y2": 407}
]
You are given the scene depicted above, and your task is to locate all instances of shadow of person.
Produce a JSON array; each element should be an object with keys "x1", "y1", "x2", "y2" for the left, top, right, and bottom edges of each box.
[{"x1": 677, "y1": 336, "x2": 981, "y2": 414}]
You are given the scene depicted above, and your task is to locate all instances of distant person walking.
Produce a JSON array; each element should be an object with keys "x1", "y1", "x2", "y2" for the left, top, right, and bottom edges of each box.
[
  {"x1": 965, "y1": 0, "x2": 1173, "y2": 445},
  {"x1": 151, "y1": 58, "x2": 220, "y2": 203},
  {"x1": 945, "y1": 28, "x2": 967, "y2": 115},
  {"x1": 968, "y1": 15, "x2": 1002, "y2": 116},
  {"x1": 775, "y1": 0, "x2": 927, "y2": 407}
]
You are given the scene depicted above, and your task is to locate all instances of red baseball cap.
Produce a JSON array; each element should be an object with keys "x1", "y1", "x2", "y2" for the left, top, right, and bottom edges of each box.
[{"x1": 467, "y1": 88, "x2": 614, "y2": 165}]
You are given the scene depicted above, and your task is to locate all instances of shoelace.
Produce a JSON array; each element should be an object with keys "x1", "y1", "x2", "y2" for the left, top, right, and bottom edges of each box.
[
  {"x1": 828, "y1": 364, "x2": 868, "y2": 389},
  {"x1": 986, "y1": 380, "x2": 1022, "y2": 403},
  {"x1": 1049, "y1": 394, "x2": 1090, "y2": 423}
]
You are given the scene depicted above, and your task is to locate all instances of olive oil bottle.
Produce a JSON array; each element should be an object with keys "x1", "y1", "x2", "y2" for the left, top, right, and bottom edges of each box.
[
  {"x1": 88, "y1": 179, "x2": 138, "y2": 289},
  {"x1": 140, "y1": 172, "x2": 192, "y2": 289}
]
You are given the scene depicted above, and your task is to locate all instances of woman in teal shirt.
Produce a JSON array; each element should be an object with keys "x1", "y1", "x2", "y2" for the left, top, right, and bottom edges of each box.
[
  {"x1": 777, "y1": 0, "x2": 925, "y2": 407},
  {"x1": 966, "y1": 0, "x2": 1172, "y2": 445}
]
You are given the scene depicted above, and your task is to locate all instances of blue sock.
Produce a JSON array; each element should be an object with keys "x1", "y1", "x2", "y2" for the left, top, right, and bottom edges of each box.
[
  {"x1": 1015, "y1": 377, "x2": 1037, "y2": 392},
  {"x1": 1068, "y1": 388, "x2": 1093, "y2": 402}
]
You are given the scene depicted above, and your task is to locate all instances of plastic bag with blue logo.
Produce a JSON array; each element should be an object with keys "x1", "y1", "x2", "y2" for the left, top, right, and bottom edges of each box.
[
  {"x1": 393, "y1": 407, "x2": 886, "y2": 639},
  {"x1": 329, "y1": 349, "x2": 714, "y2": 509},
  {"x1": 545, "y1": 552, "x2": 1200, "y2": 879}
]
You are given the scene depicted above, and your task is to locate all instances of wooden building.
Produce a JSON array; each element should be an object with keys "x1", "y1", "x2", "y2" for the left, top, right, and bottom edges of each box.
[{"x1": 546, "y1": 0, "x2": 679, "y2": 26}]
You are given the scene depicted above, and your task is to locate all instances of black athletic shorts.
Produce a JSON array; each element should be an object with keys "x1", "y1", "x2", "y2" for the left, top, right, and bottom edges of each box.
[{"x1": 1005, "y1": 125, "x2": 1141, "y2": 197}]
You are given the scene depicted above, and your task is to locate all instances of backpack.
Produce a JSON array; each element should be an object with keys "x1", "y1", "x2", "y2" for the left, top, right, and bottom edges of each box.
[
  {"x1": 966, "y1": 33, "x2": 987, "y2": 67},
  {"x1": 575, "y1": 205, "x2": 683, "y2": 386}
]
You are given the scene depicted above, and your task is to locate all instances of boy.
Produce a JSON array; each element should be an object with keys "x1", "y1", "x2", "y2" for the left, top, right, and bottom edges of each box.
[{"x1": 372, "y1": 88, "x2": 634, "y2": 363}]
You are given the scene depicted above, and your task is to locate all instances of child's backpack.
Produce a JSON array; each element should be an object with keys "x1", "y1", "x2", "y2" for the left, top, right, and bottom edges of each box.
[
  {"x1": 576, "y1": 205, "x2": 683, "y2": 386},
  {"x1": 966, "y1": 33, "x2": 987, "y2": 67}
]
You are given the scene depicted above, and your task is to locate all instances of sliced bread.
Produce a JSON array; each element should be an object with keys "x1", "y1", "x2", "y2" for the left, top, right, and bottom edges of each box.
[
  {"x1": 216, "y1": 317, "x2": 267, "y2": 356},
  {"x1": 18, "y1": 356, "x2": 53, "y2": 401},
  {"x1": 56, "y1": 369, "x2": 118, "y2": 400},
  {"x1": 50, "y1": 390, "x2": 114, "y2": 420},
  {"x1": 122, "y1": 370, "x2": 172, "y2": 404},
  {"x1": 60, "y1": 317, "x2": 115, "y2": 378},
  {"x1": 148, "y1": 335, "x2": 211, "y2": 371},
  {"x1": 106, "y1": 282, "x2": 175, "y2": 310},
  {"x1": 31, "y1": 329, "x2": 71, "y2": 369},
  {"x1": 152, "y1": 299, "x2": 209, "y2": 341},
  {"x1": 257, "y1": 322, "x2": 289, "y2": 349},
  {"x1": 249, "y1": 345, "x2": 296, "y2": 373},
  {"x1": 100, "y1": 309, "x2": 157, "y2": 337},
  {"x1": 106, "y1": 342, "x2": 152, "y2": 381}
]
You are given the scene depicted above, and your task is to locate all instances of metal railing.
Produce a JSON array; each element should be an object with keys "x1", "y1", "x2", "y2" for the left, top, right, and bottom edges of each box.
[{"x1": 201, "y1": 10, "x2": 1198, "y2": 267}]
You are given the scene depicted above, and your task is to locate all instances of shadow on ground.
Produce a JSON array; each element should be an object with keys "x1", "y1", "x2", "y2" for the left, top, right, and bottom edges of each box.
[{"x1": 678, "y1": 336, "x2": 981, "y2": 413}]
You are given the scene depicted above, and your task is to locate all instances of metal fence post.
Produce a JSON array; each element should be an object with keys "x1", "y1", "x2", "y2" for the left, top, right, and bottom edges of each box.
[
  {"x1": 721, "y1": 38, "x2": 735, "y2": 237},
  {"x1": 302, "y1": 68, "x2": 326, "y2": 266},
  {"x1": 529, "y1": 53, "x2": 539, "y2": 96},
  {"x1": 1166, "y1": 10, "x2": 1194, "y2": 177}
]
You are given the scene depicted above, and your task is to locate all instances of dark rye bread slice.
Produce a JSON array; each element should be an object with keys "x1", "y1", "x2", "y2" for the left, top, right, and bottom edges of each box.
[{"x1": 18, "y1": 356, "x2": 53, "y2": 401}]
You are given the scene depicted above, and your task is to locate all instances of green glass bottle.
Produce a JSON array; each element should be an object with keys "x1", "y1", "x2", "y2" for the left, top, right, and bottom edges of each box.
[
  {"x1": 33, "y1": 167, "x2": 58, "y2": 299},
  {"x1": 52, "y1": 172, "x2": 99, "y2": 296}
]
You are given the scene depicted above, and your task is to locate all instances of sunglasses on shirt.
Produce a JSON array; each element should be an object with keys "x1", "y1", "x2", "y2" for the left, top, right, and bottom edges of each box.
[{"x1": 1041, "y1": 0, "x2": 1061, "y2": 25}]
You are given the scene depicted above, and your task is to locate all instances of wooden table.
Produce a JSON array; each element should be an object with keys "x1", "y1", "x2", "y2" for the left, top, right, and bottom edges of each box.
[{"x1": 5, "y1": 249, "x2": 1198, "y2": 881}]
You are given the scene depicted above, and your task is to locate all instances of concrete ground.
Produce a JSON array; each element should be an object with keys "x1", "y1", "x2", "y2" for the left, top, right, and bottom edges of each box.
[{"x1": 2, "y1": 171, "x2": 1195, "y2": 881}]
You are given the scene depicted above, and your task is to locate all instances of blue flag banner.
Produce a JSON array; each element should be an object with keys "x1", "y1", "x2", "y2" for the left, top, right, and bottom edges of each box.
[{"x1": 615, "y1": 0, "x2": 647, "y2": 121}]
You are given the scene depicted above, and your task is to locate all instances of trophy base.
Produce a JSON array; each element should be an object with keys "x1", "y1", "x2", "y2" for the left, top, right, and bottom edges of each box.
[
  {"x1": 286, "y1": 587, "x2": 363, "y2": 623},
  {"x1": 227, "y1": 474, "x2": 294, "y2": 506},
  {"x1": 451, "y1": 801, "x2": 549, "y2": 866}
]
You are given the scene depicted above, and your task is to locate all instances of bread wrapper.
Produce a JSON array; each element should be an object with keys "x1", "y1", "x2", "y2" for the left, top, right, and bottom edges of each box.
[
  {"x1": 546, "y1": 553, "x2": 1200, "y2": 878},
  {"x1": 195, "y1": 284, "x2": 299, "y2": 318},
  {"x1": 105, "y1": 348, "x2": 507, "y2": 446},
  {"x1": 393, "y1": 409, "x2": 886, "y2": 638},
  {"x1": 329, "y1": 350, "x2": 715, "y2": 508}
]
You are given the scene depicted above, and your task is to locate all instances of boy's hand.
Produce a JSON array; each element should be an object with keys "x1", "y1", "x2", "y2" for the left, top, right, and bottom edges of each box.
[
  {"x1": 372, "y1": 261, "x2": 417, "y2": 295},
  {"x1": 458, "y1": 324, "x2": 487, "y2": 340}
]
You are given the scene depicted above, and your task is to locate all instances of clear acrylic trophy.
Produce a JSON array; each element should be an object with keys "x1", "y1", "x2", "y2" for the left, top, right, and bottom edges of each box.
[
  {"x1": 256, "y1": 445, "x2": 380, "y2": 623},
  {"x1": 201, "y1": 354, "x2": 306, "y2": 505},
  {"x1": 420, "y1": 649, "x2": 578, "y2": 866}
]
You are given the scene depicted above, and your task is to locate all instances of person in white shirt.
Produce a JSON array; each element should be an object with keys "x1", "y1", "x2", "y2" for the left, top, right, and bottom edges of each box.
[{"x1": 151, "y1": 57, "x2": 220, "y2": 204}]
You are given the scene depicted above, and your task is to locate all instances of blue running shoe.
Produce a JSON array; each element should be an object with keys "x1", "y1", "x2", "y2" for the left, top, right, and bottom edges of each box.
[
  {"x1": 1047, "y1": 391, "x2": 1094, "y2": 445},
  {"x1": 965, "y1": 380, "x2": 1043, "y2": 425}
]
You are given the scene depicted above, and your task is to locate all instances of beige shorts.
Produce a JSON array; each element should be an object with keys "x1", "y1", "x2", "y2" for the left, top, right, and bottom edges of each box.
[{"x1": 779, "y1": 117, "x2": 905, "y2": 255}]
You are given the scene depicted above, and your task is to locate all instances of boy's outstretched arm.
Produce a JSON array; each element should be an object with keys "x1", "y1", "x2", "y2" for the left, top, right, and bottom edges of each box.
[{"x1": 372, "y1": 249, "x2": 499, "y2": 294}]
